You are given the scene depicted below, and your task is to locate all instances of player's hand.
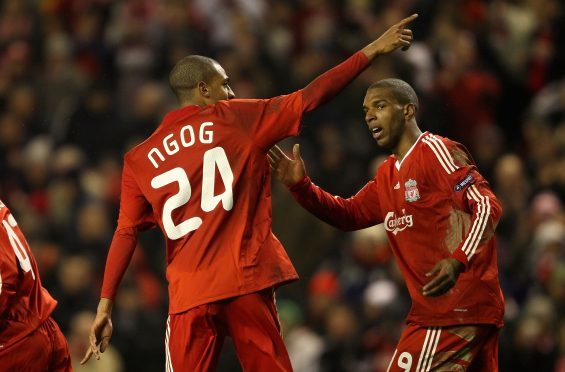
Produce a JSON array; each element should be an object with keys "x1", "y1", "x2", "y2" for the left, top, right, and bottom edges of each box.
[
  {"x1": 268, "y1": 144, "x2": 307, "y2": 187},
  {"x1": 422, "y1": 258, "x2": 464, "y2": 297},
  {"x1": 362, "y1": 14, "x2": 418, "y2": 59},
  {"x1": 80, "y1": 310, "x2": 113, "y2": 364}
]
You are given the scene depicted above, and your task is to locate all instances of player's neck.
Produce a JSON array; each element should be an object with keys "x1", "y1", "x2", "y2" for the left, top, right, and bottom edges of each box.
[
  {"x1": 179, "y1": 94, "x2": 208, "y2": 108},
  {"x1": 179, "y1": 100, "x2": 205, "y2": 108},
  {"x1": 394, "y1": 122, "x2": 421, "y2": 161}
]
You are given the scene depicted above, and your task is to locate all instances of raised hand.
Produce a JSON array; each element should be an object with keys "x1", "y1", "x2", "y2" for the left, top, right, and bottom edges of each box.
[
  {"x1": 422, "y1": 258, "x2": 465, "y2": 297},
  {"x1": 362, "y1": 14, "x2": 418, "y2": 59},
  {"x1": 268, "y1": 144, "x2": 307, "y2": 187}
]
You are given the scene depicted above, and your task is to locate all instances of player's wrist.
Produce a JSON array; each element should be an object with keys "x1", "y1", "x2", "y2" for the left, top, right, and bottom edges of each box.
[
  {"x1": 447, "y1": 256, "x2": 466, "y2": 274},
  {"x1": 288, "y1": 176, "x2": 310, "y2": 191},
  {"x1": 97, "y1": 298, "x2": 114, "y2": 315},
  {"x1": 360, "y1": 45, "x2": 381, "y2": 61}
]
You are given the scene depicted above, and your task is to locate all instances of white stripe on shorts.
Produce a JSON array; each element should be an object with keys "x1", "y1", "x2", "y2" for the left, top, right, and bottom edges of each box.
[
  {"x1": 415, "y1": 326, "x2": 442, "y2": 372},
  {"x1": 165, "y1": 316, "x2": 174, "y2": 372}
]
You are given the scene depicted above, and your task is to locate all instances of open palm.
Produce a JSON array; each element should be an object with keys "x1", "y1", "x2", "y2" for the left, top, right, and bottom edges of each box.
[{"x1": 268, "y1": 144, "x2": 307, "y2": 187}]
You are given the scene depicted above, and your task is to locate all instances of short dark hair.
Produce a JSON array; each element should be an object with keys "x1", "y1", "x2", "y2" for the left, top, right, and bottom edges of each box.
[
  {"x1": 169, "y1": 55, "x2": 219, "y2": 101},
  {"x1": 368, "y1": 79, "x2": 419, "y2": 110}
]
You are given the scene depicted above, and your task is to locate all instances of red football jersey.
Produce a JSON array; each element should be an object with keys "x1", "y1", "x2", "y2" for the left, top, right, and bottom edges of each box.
[
  {"x1": 101, "y1": 51, "x2": 371, "y2": 314},
  {"x1": 0, "y1": 200, "x2": 57, "y2": 352},
  {"x1": 290, "y1": 132, "x2": 504, "y2": 327}
]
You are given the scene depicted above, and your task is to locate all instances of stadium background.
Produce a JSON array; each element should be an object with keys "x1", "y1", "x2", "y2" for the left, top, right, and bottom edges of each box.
[{"x1": 0, "y1": 0, "x2": 563, "y2": 371}]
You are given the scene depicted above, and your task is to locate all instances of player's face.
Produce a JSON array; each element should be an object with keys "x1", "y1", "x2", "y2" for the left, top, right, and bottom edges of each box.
[
  {"x1": 206, "y1": 63, "x2": 236, "y2": 103},
  {"x1": 363, "y1": 87, "x2": 406, "y2": 150}
]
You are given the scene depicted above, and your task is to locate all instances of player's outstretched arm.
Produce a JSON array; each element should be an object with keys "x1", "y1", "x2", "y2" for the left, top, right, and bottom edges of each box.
[
  {"x1": 81, "y1": 298, "x2": 114, "y2": 364},
  {"x1": 268, "y1": 145, "x2": 381, "y2": 231},
  {"x1": 300, "y1": 14, "x2": 417, "y2": 113}
]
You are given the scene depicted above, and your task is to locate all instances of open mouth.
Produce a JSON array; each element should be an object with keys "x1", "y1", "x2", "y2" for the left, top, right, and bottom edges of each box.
[{"x1": 371, "y1": 127, "x2": 383, "y2": 139}]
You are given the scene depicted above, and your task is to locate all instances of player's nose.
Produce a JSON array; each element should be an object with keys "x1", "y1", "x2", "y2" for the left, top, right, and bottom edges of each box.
[
  {"x1": 365, "y1": 110, "x2": 375, "y2": 123},
  {"x1": 228, "y1": 87, "x2": 235, "y2": 99}
]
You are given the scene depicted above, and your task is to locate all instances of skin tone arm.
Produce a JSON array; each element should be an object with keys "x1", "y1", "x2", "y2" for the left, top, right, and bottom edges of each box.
[
  {"x1": 81, "y1": 298, "x2": 113, "y2": 364},
  {"x1": 268, "y1": 144, "x2": 465, "y2": 297}
]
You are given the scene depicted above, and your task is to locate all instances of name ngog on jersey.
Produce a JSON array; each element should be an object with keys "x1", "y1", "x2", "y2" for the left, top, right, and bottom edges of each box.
[
  {"x1": 384, "y1": 209, "x2": 414, "y2": 235},
  {"x1": 147, "y1": 121, "x2": 215, "y2": 168},
  {"x1": 404, "y1": 179, "x2": 420, "y2": 202}
]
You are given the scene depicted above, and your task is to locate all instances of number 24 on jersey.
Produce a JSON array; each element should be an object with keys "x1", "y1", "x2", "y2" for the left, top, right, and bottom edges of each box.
[{"x1": 151, "y1": 146, "x2": 234, "y2": 240}]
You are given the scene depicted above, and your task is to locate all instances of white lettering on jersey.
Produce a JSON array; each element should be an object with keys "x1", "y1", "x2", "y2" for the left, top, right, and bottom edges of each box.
[
  {"x1": 148, "y1": 122, "x2": 215, "y2": 169},
  {"x1": 2, "y1": 214, "x2": 35, "y2": 279},
  {"x1": 152, "y1": 146, "x2": 234, "y2": 240},
  {"x1": 384, "y1": 209, "x2": 413, "y2": 235}
]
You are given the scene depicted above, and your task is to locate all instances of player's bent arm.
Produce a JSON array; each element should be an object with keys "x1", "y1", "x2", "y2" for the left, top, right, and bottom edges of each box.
[
  {"x1": 450, "y1": 181, "x2": 502, "y2": 269},
  {"x1": 422, "y1": 136, "x2": 503, "y2": 270},
  {"x1": 289, "y1": 176, "x2": 382, "y2": 231}
]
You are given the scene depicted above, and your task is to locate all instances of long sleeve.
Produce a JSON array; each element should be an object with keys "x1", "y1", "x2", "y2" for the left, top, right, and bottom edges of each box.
[
  {"x1": 100, "y1": 161, "x2": 155, "y2": 300},
  {"x1": 422, "y1": 134, "x2": 502, "y2": 269},
  {"x1": 289, "y1": 176, "x2": 382, "y2": 231},
  {"x1": 226, "y1": 51, "x2": 371, "y2": 150},
  {"x1": 450, "y1": 182, "x2": 502, "y2": 268},
  {"x1": 301, "y1": 51, "x2": 370, "y2": 112}
]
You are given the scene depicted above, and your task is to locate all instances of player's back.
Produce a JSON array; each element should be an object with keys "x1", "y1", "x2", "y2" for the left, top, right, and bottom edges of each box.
[
  {"x1": 0, "y1": 200, "x2": 57, "y2": 351},
  {"x1": 123, "y1": 100, "x2": 301, "y2": 314}
]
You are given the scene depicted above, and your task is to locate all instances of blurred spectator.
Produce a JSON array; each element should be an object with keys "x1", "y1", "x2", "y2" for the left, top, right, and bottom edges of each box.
[{"x1": 0, "y1": 0, "x2": 563, "y2": 370}]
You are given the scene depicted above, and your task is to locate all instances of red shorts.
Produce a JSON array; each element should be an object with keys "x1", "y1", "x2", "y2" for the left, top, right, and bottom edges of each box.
[
  {"x1": 386, "y1": 324, "x2": 499, "y2": 372},
  {"x1": 166, "y1": 288, "x2": 292, "y2": 372},
  {"x1": 0, "y1": 317, "x2": 72, "y2": 372}
]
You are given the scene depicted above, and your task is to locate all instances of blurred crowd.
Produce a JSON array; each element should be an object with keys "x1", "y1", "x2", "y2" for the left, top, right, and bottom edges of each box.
[{"x1": 0, "y1": 0, "x2": 563, "y2": 371}]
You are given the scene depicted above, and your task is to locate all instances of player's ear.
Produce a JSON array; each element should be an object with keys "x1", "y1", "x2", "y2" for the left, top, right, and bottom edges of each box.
[
  {"x1": 198, "y1": 81, "x2": 210, "y2": 98},
  {"x1": 404, "y1": 103, "x2": 416, "y2": 120}
]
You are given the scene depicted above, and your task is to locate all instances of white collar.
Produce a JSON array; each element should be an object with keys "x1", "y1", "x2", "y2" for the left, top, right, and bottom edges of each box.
[{"x1": 395, "y1": 132, "x2": 426, "y2": 170}]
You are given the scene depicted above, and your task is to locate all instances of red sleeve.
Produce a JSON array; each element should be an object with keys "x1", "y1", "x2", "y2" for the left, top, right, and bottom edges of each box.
[
  {"x1": 100, "y1": 161, "x2": 155, "y2": 300},
  {"x1": 289, "y1": 176, "x2": 382, "y2": 231},
  {"x1": 227, "y1": 51, "x2": 370, "y2": 151},
  {"x1": 301, "y1": 51, "x2": 370, "y2": 112},
  {"x1": 423, "y1": 135, "x2": 502, "y2": 269}
]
